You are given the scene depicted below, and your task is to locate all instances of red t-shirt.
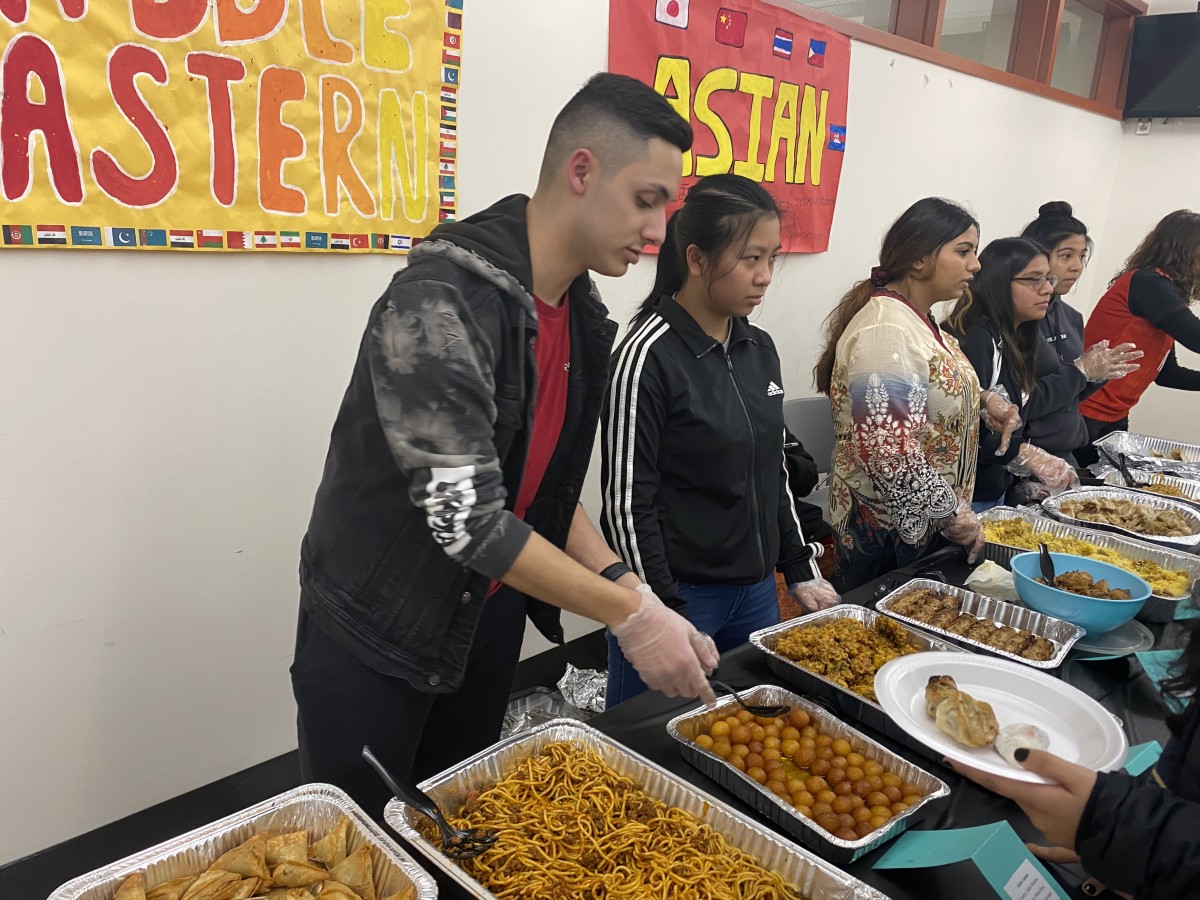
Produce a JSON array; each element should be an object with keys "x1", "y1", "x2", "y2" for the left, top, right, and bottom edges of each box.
[
  {"x1": 488, "y1": 294, "x2": 571, "y2": 597},
  {"x1": 513, "y1": 294, "x2": 571, "y2": 519}
]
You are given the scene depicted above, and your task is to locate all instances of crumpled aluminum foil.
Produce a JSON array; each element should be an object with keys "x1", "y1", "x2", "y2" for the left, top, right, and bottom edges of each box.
[{"x1": 557, "y1": 663, "x2": 608, "y2": 714}]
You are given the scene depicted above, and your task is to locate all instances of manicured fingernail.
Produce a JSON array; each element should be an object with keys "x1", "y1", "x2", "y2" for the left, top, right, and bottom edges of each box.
[
  {"x1": 1081, "y1": 881, "x2": 1100, "y2": 896},
  {"x1": 1014, "y1": 747, "x2": 1029, "y2": 763}
]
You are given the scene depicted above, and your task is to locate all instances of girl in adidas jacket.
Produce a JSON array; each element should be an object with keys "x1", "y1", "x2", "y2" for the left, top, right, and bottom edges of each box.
[{"x1": 600, "y1": 175, "x2": 839, "y2": 706}]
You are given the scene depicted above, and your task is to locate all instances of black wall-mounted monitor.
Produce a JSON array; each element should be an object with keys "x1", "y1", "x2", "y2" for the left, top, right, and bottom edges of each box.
[{"x1": 1124, "y1": 12, "x2": 1200, "y2": 119}]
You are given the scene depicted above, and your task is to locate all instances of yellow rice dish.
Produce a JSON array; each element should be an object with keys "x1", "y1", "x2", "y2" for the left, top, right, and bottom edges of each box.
[{"x1": 983, "y1": 518, "x2": 1191, "y2": 598}]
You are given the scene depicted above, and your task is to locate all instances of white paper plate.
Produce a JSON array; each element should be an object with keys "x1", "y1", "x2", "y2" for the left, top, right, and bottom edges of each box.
[{"x1": 875, "y1": 652, "x2": 1128, "y2": 783}]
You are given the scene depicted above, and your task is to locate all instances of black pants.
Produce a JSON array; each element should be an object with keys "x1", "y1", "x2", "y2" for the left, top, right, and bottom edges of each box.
[
  {"x1": 1076, "y1": 416, "x2": 1128, "y2": 470},
  {"x1": 290, "y1": 586, "x2": 527, "y2": 819}
]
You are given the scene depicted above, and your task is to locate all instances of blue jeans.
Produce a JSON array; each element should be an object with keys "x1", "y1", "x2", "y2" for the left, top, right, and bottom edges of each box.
[
  {"x1": 605, "y1": 575, "x2": 780, "y2": 707},
  {"x1": 972, "y1": 498, "x2": 1001, "y2": 514}
]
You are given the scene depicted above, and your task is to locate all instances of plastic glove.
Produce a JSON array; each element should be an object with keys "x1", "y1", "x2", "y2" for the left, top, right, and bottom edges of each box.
[
  {"x1": 787, "y1": 578, "x2": 841, "y2": 614},
  {"x1": 980, "y1": 388, "x2": 1021, "y2": 455},
  {"x1": 610, "y1": 584, "x2": 718, "y2": 703},
  {"x1": 939, "y1": 499, "x2": 984, "y2": 562},
  {"x1": 1006, "y1": 443, "x2": 1079, "y2": 495},
  {"x1": 1008, "y1": 478, "x2": 1051, "y2": 505},
  {"x1": 1075, "y1": 340, "x2": 1143, "y2": 382}
]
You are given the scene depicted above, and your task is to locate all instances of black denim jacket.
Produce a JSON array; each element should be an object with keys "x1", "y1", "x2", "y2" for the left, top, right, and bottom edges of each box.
[{"x1": 299, "y1": 195, "x2": 616, "y2": 691}]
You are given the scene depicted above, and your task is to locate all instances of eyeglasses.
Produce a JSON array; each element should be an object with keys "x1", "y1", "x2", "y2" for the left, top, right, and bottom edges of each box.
[{"x1": 1012, "y1": 274, "x2": 1061, "y2": 290}]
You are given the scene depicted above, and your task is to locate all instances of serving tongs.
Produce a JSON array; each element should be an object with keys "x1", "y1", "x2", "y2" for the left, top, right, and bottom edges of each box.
[
  {"x1": 1099, "y1": 447, "x2": 1138, "y2": 488},
  {"x1": 362, "y1": 745, "x2": 497, "y2": 859},
  {"x1": 709, "y1": 678, "x2": 790, "y2": 718}
]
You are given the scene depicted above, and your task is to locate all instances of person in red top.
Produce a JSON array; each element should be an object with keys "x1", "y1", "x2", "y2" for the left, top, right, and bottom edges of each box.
[{"x1": 1077, "y1": 210, "x2": 1200, "y2": 467}]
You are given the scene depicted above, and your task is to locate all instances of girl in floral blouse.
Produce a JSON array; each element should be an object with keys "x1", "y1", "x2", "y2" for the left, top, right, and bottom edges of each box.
[{"x1": 814, "y1": 198, "x2": 1019, "y2": 591}]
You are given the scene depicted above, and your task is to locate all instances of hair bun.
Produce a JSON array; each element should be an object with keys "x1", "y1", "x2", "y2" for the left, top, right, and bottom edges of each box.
[{"x1": 1038, "y1": 200, "x2": 1073, "y2": 218}]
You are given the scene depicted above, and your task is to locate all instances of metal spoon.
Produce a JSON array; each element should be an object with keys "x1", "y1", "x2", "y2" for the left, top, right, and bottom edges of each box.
[
  {"x1": 361, "y1": 745, "x2": 497, "y2": 859},
  {"x1": 1038, "y1": 542, "x2": 1057, "y2": 585},
  {"x1": 708, "y1": 679, "x2": 790, "y2": 718}
]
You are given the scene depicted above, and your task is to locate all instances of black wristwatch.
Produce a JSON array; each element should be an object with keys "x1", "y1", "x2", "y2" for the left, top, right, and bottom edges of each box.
[{"x1": 600, "y1": 561, "x2": 634, "y2": 582}]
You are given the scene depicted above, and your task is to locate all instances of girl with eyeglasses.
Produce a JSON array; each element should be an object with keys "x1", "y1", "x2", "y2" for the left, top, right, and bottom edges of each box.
[
  {"x1": 814, "y1": 198, "x2": 1021, "y2": 591},
  {"x1": 1077, "y1": 210, "x2": 1200, "y2": 467},
  {"x1": 1020, "y1": 202, "x2": 1142, "y2": 468},
  {"x1": 945, "y1": 238, "x2": 1078, "y2": 511}
]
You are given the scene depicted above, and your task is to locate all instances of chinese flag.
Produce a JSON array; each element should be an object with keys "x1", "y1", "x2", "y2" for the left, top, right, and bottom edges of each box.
[{"x1": 715, "y1": 8, "x2": 747, "y2": 47}]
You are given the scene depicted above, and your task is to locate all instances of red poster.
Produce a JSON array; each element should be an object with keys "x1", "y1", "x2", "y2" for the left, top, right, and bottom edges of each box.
[{"x1": 609, "y1": 0, "x2": 850, "y2": 252}]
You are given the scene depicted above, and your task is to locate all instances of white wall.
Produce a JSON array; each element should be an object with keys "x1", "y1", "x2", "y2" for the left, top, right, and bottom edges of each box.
[{"x1": 1, "y1": 0, "x2": 1196, "y2": 864}]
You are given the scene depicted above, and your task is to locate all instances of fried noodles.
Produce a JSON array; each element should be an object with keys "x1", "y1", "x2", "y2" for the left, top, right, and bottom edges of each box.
[{"x1": 447, "y1": 741, "x2": 803, "y2": 899}]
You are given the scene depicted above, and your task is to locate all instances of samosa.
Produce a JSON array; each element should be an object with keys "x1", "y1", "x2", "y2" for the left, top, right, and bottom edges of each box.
[
  {"x1": 180, "y1": 870, "x2": 241, "y2": 900},
  {"x1": 210, "y1": 833, "x2": 270, "y2": 879},
  {"x1": 308, "y1": 816, "x2": 349, "y2": 867},
  {"x1": 146, "y1": 875, "x2": 198, "y2": 900},
  {"x1": 265, "y1": 830, "x2": 308, "y2": 866},
  {"x1": 328, "y1": 846, "x2": 375, "y2": 900},
  {"x1": 114, "y1": 872, "x2": 148, "y2": 900},
  {"x1": 318, "y1": 883, "x2": 364, "y2": 900},
  {"x1": 270, "y1": 860, "x2": 330, "y2": 888}
]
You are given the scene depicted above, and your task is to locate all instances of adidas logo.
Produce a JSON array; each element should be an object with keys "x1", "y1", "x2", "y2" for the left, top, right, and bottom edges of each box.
[{"x1": 767, "y1": 381, "x2": 784, "y2": 396}]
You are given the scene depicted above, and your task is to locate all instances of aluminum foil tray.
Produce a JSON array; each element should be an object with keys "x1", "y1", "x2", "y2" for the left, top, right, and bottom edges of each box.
[
  {"x1": 876, "y1": 578, "x2": 1083, "y2": 668},
  {"x1": 667, "y1": 686, "x2": 950, "y2": 865},
  {"x1": 49, "y1": 783, "x2": 436, "y2": 900},
  {"x1": 980, "y1": 506, "x2": 1200, "y2": 623},
  {"x1": 1094, "y1": 431, "x2": 1200, "y2": 480},
  {"x1": 383, "y1": 719, "x2": 887, "y2": 900},
  {"x1": 749, "y1": 606, "x2": 968, "y2": 759},
  {"x1": 1101, "y1": 471, "x2": 1200, "y2": 507},
  {"x1": 1043, "y1": 486, "x2": 1200, "y2": 550}
]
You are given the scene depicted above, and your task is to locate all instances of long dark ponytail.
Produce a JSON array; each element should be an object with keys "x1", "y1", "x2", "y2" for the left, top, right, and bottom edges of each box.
[
  {"x1": 636, "y1": 174, "x2": 781, "y2": 321},
  {"x1": 814, "y1": 197, "x2": 978, "y2": 394}
]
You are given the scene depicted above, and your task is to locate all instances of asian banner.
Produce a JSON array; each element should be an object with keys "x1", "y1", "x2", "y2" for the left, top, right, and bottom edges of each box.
[
  {"x1": 0, "y1": 0, "x2": 464, "y2": 253},
  {"x1": 609, "y1": 0, "x2": 850, "y2": 252}
]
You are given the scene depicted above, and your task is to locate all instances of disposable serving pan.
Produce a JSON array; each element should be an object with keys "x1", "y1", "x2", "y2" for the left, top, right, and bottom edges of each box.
[
  {"x1": 49, "y1": 783, "x2": 436, "y2": 900},
  {"x1": 875, "y1": 578, "x2": 1084, "y2": 668},
  {"x1": 1101, "y1": 471, "x2": 1200, "y2": 507},
  {"x1": 749, "y1": 606, "x2": 968, "y2": 759},
  {"x1": 980, "y1": 505, "x2": 1200, "y2": 623},
  {"x1": 383, "y1": 718, "x2": 887, "y2": 900},
  {"x1": 1094, "y1": 431, "x2": 1200, "y2": 480},
  {"x1": 1043, "y1": 486, "x2": 1200, "y2": 551},
  {"x1": 667, "y1": 686, "x2": 950, "y2": 865}
]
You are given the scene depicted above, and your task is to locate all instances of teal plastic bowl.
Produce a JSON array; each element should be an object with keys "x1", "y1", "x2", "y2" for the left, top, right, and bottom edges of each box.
[{"x1": 1010, "y1": 551, "x2": 1151, "y2": 635}]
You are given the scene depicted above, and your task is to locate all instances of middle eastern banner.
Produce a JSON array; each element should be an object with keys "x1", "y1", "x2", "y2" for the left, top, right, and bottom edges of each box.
[{"x1": 609, "y1": 0, "x2": 850, "y2": 252}]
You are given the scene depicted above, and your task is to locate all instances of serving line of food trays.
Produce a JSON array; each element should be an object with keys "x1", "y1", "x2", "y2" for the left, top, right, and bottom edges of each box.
[
  {"x1": 750, "y1": 605, "x2": 969, "y2": 761},
  {"x1": 980, "y1": 505, "x2": 1200, "y2": 622},
  {"x1": 1101, "y1": 471, "x2": 1200, "y2": 508},
  {"x1": 1042, "y1": 486, "x2": 1200, "y2": 551},
  {"x1": 873, "y1": 579, "x2": 1084, "y2": 667},
  {"x1": 49, "y1": 784, "x2": 436, "y2": 900},
  {"x1": 1093, "y1": 431, "x2": 1200, "y2": 480},
  {"x1": 667, "y1": 686, "x2": 950, "y2": 865},
  {"x1": 383, "y1": 718, "x2": 888, "y2": 900}
]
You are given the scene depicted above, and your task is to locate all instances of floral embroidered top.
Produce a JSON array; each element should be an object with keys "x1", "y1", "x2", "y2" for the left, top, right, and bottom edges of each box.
[{"x1": 829, "y1": 292, "x2": 981, "y2": 545}]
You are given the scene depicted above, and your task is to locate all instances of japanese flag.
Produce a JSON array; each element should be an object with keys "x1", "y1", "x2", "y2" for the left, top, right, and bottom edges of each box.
[{"x1": 655, "y1": 0, "x2": 688, "y2": 28}]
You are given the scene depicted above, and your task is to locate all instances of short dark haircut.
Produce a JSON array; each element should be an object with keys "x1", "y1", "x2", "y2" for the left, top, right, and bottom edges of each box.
[{"x1": 538, "y1": 72, "x2": 693, "y2": 184}]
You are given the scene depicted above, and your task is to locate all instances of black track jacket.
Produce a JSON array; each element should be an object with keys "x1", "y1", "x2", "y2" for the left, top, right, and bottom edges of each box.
[{"x1": 600, "y1": 295, "x2": 821, "y2": 608}]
